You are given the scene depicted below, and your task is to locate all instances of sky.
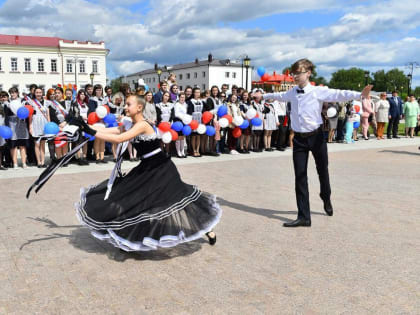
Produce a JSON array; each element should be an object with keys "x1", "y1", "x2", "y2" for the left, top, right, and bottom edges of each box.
[{"x1": 0, "y1": 0, "x2": 419, "y2": 87}]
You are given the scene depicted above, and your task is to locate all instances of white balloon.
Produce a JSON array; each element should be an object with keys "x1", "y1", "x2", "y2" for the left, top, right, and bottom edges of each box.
[
  {"x1": 233, "y1": 116, "x2": 244, "y2": 126},
  {"x1": 246, "y1": 108, "x2": 257, "y2": 120},
  {"x1": 197, "y1": 124, "x2": 206, "y2": 134},
  {"x1": 354, "y1": 114, "x2": 360, "y2": 122},
  {"x1": 231, "y1": 104, "x2": 238, "y2": 114},
  {"x1": 162, "y1": 131, "x2": 172, "y2": 143},
  {"x1": 96, "y1": 106, "x2": 107, "y2": 119},
  {"x1": 327, "y1": 107, "x2": 337, "y2": 118},
  {"x1": 182, "y1": 114, "x2": 192, "y2": 125},
  {"x1": 219, "y1": 117, "x2": 229, "y2": 128}
]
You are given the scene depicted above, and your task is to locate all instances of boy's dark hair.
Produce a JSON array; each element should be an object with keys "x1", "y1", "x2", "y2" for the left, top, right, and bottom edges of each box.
[
  {"x1": 0, "y1": 91, "x2": 9, "y2": 98},
  {"x1": 291, "y1": 58, "x2": 315, "y2": 73},
  {"x1": 392, "y1": 90, "x2": 398, "y2": 94},
  {"x1": 104, "y1": 85, "x2": 112, "y2": 92},
  {"x1": 29, "y1": 84, "x2": 38, "y2": 91},
  {"x1": 409, "y1": 94, "x2": 414, "y2": 97}
]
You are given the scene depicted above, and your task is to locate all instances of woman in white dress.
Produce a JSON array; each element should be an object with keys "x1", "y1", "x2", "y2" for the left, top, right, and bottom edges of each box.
[
  {"x1": 174, "y1": 92, "x2": 188, "y2": 158},
  {"x1": 29, "y1": 87, "x2": 50, "y2": 167},
  {"x1": 263, "y1": 100, "x2": 279, "y2": 151},
  {"x1": 375, "y1": 92, "x2": 390, "y2": 140}
]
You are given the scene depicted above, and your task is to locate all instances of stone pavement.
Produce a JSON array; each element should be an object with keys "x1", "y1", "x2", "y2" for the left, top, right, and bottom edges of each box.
[{"x1": 0, "y1": 139, "x2": 419, "y2": 314}]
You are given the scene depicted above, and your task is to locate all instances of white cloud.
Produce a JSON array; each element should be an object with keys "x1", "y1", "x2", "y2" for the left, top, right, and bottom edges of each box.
[{"x1": 0, "y1": 0, "x2": 419, "y2": 86}]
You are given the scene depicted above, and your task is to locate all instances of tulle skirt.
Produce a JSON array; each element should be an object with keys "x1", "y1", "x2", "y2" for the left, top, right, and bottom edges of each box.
[{"x1": 75, "y1": 153, "x2": 222, "y2": 251}]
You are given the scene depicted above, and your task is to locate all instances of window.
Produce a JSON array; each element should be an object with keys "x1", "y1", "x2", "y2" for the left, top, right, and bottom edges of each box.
[
  {"x1": 194, "y1": 72, "x2": 197, "y2": 78},
  {"x1": 92, "y1": 60, "x2": 98, "y2": 73},
  {"x1": 38, "y1": 59, "x2": 44, "y2": 72},
  {"x1": 179, "y1": 86, "x2": 183, "y2": 91},
  {"x1": 11, "y1": 58, "x2": 18, "y2": 71},
  {"x1": 12, "y1": 84, "x2": 19, "y2": 88},
  {"x1": 202, "y1": 84, "x2": 206, "y2": 90},
  {"x1": 187, "y1": 73, "x2": 190, "y2": 79},
  {"x1": 179, "y1": 74, "x2": 183, "y2": 80},
  {"x1": 51, "y1": 59, "x2": 57, "y2": 72},
  {"x1": 79, "y1": 60, "x2": 85, "y2": 73},
  {"x1": 153, "y1": 88, "x2": 156, "y2": 92},
  {"x1": 66, "y1": 60, "x2": 73, "y2": 73},
  {"x1": 24, "y1": 58, "x2": 31, "y2": 72},
  {"x1": 202, "y1": 71, "x2": 206, "y2": 78},
  {"x1": 232, "y1": 72, "x2": 236, "y2": 79},
  {"x1": 153, "y1": 78, "x2": 155, "y2": 82},
  {"x1": 0, "y1": 84, "x2": 3, "y2": 91},
  {"x1": 225, "y1": 72, "x2": 230, "y2": 78},
  {"x1": 0, "y1": 57, "x2": 2, "y2": 71}
]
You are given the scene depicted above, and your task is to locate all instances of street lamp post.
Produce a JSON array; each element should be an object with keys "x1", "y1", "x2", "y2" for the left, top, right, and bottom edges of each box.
[
  {"x1": 407, "y1": 74, "x2": 412, "y2": 95},
  {"x1": 89, "y1": 72, "x2": 94, "y2": 85},
  {"x1": 364, "y1": 71, "x2": 370, "y2": 86},
  {"x1": 244, "y1": 55, "x2": 251, "y2": 91},
  {"x1": 157, "y1": 68, "x2": 162, "y2": 84}
]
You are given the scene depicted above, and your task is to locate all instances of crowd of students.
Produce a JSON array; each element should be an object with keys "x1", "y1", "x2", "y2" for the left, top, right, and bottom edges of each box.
[{"x1": 0, "y1": 77, "x2": 419, "y2": 171}]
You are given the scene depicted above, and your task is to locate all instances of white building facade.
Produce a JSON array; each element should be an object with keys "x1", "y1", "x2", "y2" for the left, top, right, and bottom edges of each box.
[
  {"x1": 0, "y1": 34, "x2": 108, "y2": 93},
  {"x1": 122, "y1": 55, "x2": 253, "y2": 93}
]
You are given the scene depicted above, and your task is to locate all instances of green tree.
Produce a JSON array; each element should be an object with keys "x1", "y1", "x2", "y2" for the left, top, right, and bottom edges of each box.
[
  {"x1": 372, "y1": 70, "x2": 387, "y2": 92},
  {"x1": 329, "y1": 68, "x2": 367, "y2": 91},
  {"x1": 385, "y1": 68, "x2": 408, "y2": 94},
  {"x1": 413, "y1": 86, "x2": 420, "y2": 98},
  {"x1": 110, "y1": 77, "x2": 122, "y2": 93}
]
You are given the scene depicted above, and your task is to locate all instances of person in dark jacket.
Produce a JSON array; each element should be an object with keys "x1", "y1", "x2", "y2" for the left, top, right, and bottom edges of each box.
[{"x1": 386, "y1": 91, "x2": 403, "y2": 139}]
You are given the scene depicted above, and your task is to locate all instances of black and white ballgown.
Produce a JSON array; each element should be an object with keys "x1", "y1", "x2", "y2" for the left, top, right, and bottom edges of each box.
[{"x1": 75, "y1": 131, "x2": 222, "y2": 251}]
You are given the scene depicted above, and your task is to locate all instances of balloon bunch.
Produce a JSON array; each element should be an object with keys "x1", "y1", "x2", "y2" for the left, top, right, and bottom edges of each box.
[{"x1": 257, "y1": 66, "x2": 269, "y2": 82}]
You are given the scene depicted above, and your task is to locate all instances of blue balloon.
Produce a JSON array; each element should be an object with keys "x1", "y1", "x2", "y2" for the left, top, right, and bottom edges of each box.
[
  {"x1": 206, "y1": 125, "x2": 216, "y2": 136},
  {"x1": 17, "y1": 107, "x2": 29, "y2": 119},
  {"x1": 0, "y1": 126, "x2": 13, "y2": 139},
  {"x1": 107, "y1": 121, "x2": 119, "y2": 128},
  {"x1": 44, "y1": 122, "x2": 59, "y2": 135},
  {"x1": 182, "y1": 125, "x2": 192, "y2": 136},
  {"x1": 103, "y1": 113, "x2": 116, "y2": 125},
  {"x1": 353, "y1": 121, "x2": 360, "y2": 129},
  {"x1": 239, "y1": 119, "x2": 250, "y2": 129},
  {"x1": 83, "y1": 132, "x2": 95, "y2": 141},
  {"x1": 171, "y1": 121, "x2": 183, "y2": 132},
  {"x1": 217, "y1": 105, "x2": 228, "y2": 117},
  {"x1": 251, "y1": 117, "x2": 262, "y2": 126},
  {"x1": 144, "y1": 84, "x2": 149, "y2": 92},
  {"x1": 257, "y1": 66, "x2": 266, "y2": 77}
]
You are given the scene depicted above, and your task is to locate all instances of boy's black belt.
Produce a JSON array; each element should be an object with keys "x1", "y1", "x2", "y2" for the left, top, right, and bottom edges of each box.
[{"x1": 294, "y1": 126, "x2": 321, "y2": 138}]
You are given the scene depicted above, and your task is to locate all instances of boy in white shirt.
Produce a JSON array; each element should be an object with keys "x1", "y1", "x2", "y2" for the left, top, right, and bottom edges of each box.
[{"x1": 255, "y1": 58, "x2": 372, "y2": 227}]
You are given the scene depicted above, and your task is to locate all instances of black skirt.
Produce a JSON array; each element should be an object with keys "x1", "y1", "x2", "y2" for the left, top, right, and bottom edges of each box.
[{"x1": 75, "y1": 153, "x2": 221, "y2": 251}]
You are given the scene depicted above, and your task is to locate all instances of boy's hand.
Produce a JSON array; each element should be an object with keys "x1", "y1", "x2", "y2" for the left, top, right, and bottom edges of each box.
[{"x1": 361, "y1": 85, "x2": 373, "y2": 99}]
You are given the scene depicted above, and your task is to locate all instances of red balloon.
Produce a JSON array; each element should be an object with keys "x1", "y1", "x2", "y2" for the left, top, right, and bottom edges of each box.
[
  {"x1": 354, "y1": 105, "x2": 360, "y2": 113},
  {"x1": 261, "y1": 73, "x2": 270, "y2": 81},
  {"x1": 189, "y1": 120, "x2": 199, "y2": 130},
  {"x1": 202, "y1": 111, "x2": 213, "y2": 124},
  {"x1": 158, "y1": 121, "x2": 171, "y2": 132},
  {"x1": 169, "y1": 129, "x2": 178, "y2": 141},
  {"x1": 103, "y1": 105, "x2": 110, "y2": 113},
  {"x1": 232, "y1": 127, "x2": 242, "y2": 138},
  {"x1": 223, "y1": 114, "x2": 233, "y2": 124},
  {"x1": 25, "y1": 105, "x2": 34, "y2": 117},
  {"x1": 88, "y1": 112, "x2": 100, "y2": 125}
]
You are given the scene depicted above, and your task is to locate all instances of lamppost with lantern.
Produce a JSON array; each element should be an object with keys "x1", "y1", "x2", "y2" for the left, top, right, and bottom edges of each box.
[
  {"x1": 364, "y1": 70, "x2": 370, "y2": 86},
  {"x1": 89, "y1": 72, "x2": 94, "y2": 85},
  {"x1": 244, "y1": 55, "x2": 251, "y2": 91}
]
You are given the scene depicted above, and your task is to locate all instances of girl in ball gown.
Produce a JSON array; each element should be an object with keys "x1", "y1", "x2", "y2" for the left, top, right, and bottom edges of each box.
[{"x1": 74, "y1": 94, "x2": 221, "y2": 251}]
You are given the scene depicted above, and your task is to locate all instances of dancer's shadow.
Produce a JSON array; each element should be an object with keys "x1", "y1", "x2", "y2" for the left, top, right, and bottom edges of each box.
[
  {"x1": 20, "y1": 217, "x2": 202, "y2": 262},
  {"x1": 218, "y1": 197, "x2": 325, "y2": 222},
  {"x1": 380, "y1": 149, "x2": 420, "y2": 156}
]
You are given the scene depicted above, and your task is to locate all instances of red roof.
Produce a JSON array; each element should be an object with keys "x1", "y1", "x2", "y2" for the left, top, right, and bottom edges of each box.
[{"x1": 0, "y1": 34, "x2": 103, "y2": 48}]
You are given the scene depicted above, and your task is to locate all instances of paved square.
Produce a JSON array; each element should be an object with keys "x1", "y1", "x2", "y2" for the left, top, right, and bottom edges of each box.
[{"x1": 0, "y1": 140, "x2": 419, "y2": 314}]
